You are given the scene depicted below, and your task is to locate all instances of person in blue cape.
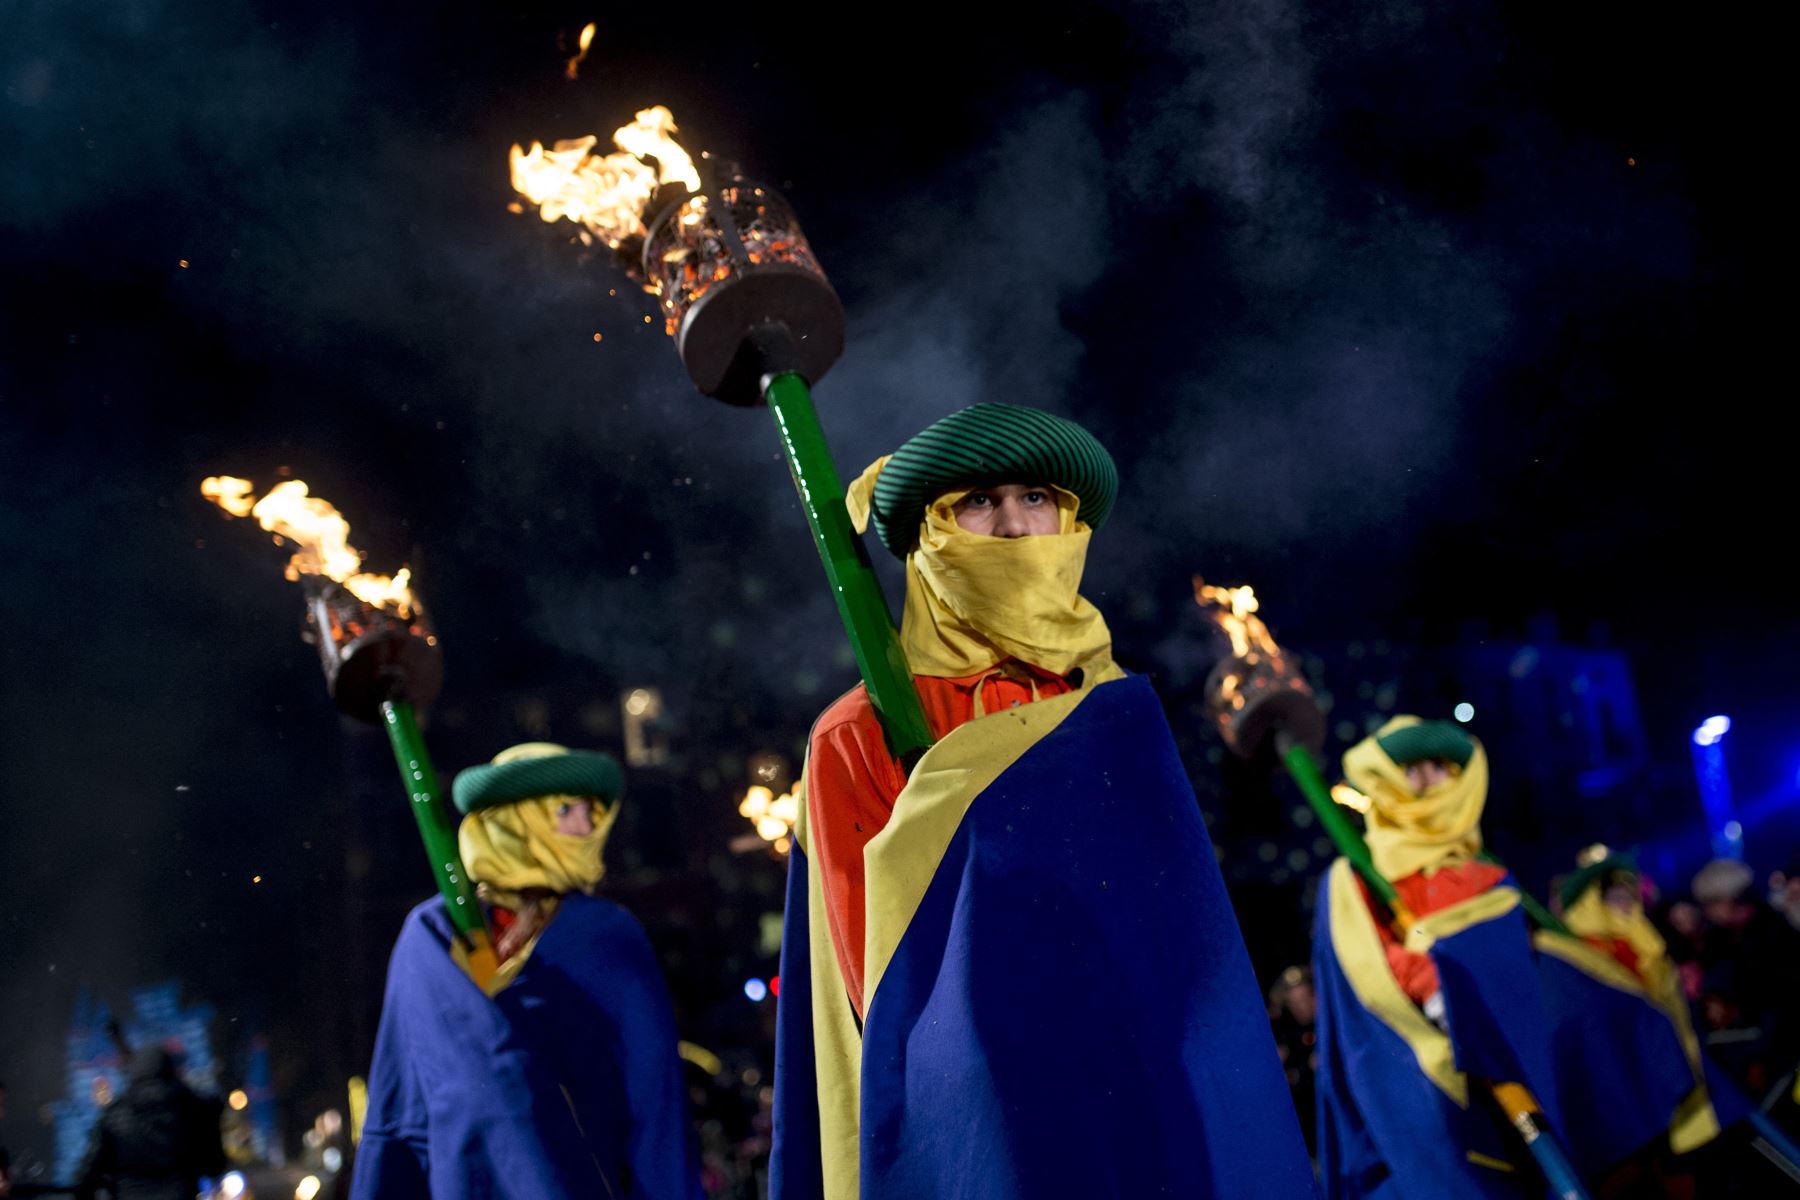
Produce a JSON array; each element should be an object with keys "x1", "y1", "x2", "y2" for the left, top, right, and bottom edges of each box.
[
  {"x1": 1313, "y1": 717, "x2": 1743, "y2": 1198},
  {"x1": 769, "y1": 403, "x2": 1317, "y2": 1200},
  {"x1": 350, "y1": 742, "x2": 701, "y2": 1200}
]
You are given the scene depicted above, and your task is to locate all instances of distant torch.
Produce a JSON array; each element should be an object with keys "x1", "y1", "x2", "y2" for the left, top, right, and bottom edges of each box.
[{"x1": 202, "y1": 476, "x2": 496, "y2": 987}]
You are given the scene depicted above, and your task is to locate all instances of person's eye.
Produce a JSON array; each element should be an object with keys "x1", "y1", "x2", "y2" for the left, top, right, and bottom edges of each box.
[
  {"x1": 557, "y1": 802, "x2": 574, "y2": 817},
  {"x1": 1024, "y1": 489, "x2": 1048, "y2": 504},
  {"x1": 964, "y1": 493, "x2": 993, "y2": 507}
]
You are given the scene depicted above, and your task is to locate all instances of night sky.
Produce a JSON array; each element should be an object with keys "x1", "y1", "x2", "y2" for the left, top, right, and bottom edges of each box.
[{"x1": 1, "y1": 0, "x2": 1789, "y2": 1161}]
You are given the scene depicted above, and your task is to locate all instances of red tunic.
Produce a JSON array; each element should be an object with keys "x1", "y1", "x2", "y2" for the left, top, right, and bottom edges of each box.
[
  {"x1": 805, "y1": 662, "x2": 1075, "y2": 1017},
  {"x1": 1360, "y1": 862, "x2": 1511, "y2": 1004}
]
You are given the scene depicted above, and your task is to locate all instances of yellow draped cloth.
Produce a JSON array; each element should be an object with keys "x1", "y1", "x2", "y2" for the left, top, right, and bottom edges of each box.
[
  {"x1": 454, "y1": 743, "x2": 621, "y2": 991},
  {"x1": 1342, "y1": 716, "x2": 1489, "y2": 881},
  {"x1": 845, "y1": 457, "x2": 1114, "y2": 682}
]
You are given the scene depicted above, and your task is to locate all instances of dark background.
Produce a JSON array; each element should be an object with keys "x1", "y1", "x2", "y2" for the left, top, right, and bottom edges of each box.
[{"x1": 2, "y1": 0, "x2": 1790, "y2": 1163}]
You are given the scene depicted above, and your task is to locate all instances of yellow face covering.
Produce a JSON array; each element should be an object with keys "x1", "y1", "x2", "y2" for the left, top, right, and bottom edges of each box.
[
  {"x1": 1563, "y1": 884, "x2": 1676, "y2": 997},
  {"x1": 1343, "y1": 716, "x2": 1489, "y2": 881},
  {"x1": 846, "y1": 457, "x2": 1114, "y2": 680},
  {"x1": 458, "y1": 791, "x2": 620, "y2": 907}
]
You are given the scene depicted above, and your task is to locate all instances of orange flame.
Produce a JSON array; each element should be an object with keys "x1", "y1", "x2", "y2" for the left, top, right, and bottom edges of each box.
[
  {"x1": 509, "y1": 106, "x2": 702, "y2": 252},
  {"x1": 739, "y1": 783, "x2": 801, "y2": 850},
  {"x1": 1192, "y1": 577, "x2": 1282, "y2": 659},
  {"x1": 564, "y1": 22, "x2": 597, "y2": 81},
  {"x1": 200, "y1": 476, "x2": 417, "y2": 618}
]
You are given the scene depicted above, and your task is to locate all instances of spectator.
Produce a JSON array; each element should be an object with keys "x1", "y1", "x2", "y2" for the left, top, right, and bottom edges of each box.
[
  {"x1": 72, "y1": 1047, "x2": 225, "y2": 1200},
  {"x1": 1690, "y1": 857, "x2": 1800, "y2": 1095},
  {"x1": 1767, "y1": 856, "x2": 1800, "y2": 934},
  {"x1": 1267, "y1": 967, "x2": 1318, "y2": 1156}
]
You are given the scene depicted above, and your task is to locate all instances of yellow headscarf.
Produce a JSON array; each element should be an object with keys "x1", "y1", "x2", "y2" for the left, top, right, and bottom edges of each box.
[
  {"x1": 1343, "y1": 716, "x2": 1489, "y2": 881},
  {"x1": 1559, "y1": 871, "x2": 1722, "y2": 1153},
  {"x1": 1562, "y1": 884, "x2": 1677, "y2": 1000},
  {"x1": 457, "y1": 743, "x2": 621, "y2": 907},
  {"x1": 846, "y1": 456, "x2": 1114, "y2": 680}
]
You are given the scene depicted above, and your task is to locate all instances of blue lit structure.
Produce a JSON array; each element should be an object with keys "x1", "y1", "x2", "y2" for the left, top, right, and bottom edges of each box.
[
  {"x1": 52, "y1": 982, "x2": 219, "y2": 1183},
  {"x1": 1689, "y1": 715, "x2": 1743, "y2": 859},
  {"x1": 1436, "y1": 630, "x2": 1652, "y2": 883}
]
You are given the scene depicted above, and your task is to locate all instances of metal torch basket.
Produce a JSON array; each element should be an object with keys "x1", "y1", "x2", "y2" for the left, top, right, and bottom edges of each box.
[
  {"x1": 641, "y1": 168, "x2": 844, "y2": 406},
  {"x1": 303, "y1": 582, "x2": 444, "y2": 724},
  {"x1": 1204, "y1": 649, "x2": 1326, "y2": 761}
]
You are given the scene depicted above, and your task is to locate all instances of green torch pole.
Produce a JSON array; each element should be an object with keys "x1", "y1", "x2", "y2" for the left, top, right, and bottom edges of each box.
[
  {"x1": 762, "y1": 371, "x2": 934, "y2": 764},
  {"x1": 1278, "y1": 734, "x2": 1590, "y2": 1200},
  {"x1": 380, "y1": 698, "x2": 499, "y2": 989},
  {"x1": 1280, "y1": 737, "x2": 1400, "y2": 910}
]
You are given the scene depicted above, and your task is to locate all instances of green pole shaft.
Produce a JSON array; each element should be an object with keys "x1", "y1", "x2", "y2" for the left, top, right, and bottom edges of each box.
[
  {"x1": 763, "y1": 371, "x2": 934, "y2": 763},
  {"x1": 1282, "y1": 739, "x2": 1572, "y2": 936},
  {"x1": 380, "y1": 698, "x2": 489, "y2": 945},
  {"x1": 1281, "y1": 740, "x2": 1400, "y2": 910},
  {"x1": 1478, "y1": 850, "x2": 1573, "y2": 936}
]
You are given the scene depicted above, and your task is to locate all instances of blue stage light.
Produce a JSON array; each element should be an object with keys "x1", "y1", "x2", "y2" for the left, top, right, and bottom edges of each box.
[
  {"x1": 1692, "y1": 715, "x2": 1732, "y2": 747},
  {"x1": 1453, "y1": 702, "x2": 1475, "y2": 723},
  {"x1": 1689, "y1": 715, "x2": 1741, "y2": 858},
  {"x1": 744, "y1": 978, "x2": 768, "y2": 1002}
]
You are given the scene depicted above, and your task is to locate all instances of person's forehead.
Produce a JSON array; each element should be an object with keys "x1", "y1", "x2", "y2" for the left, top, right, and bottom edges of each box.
[{"x1": 953, "y1": 478, "x2": 1052, "y2": 493}]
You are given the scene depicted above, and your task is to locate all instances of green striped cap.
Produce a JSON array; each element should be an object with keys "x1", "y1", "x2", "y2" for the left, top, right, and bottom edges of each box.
[
  {"x1": 1375, "y1": 721, "x2": 1476, "y2": 769},
  {"x1": 1558, "y1": 853, "x2": 1639, "y2": 912},
  {"x1": 868, "y1": 403, "x2": 1118, "y2": 556},
  {"x1": 452, "y1": 749, "x2": 625, "y2": 816}
]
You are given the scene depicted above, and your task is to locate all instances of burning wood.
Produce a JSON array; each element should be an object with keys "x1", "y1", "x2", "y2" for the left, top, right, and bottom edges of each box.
[{"x1": 1193, "y1": 576, "x2": 1324, "y2": 760}]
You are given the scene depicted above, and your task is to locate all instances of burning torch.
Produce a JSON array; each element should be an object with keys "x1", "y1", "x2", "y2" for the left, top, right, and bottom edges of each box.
[
  {"x1": 1193, "y1": 577, "x2": 1591, "y2": 1200},
  {"x1": 510, "y1": 109, "x2": 933, "y2": 762},
  {"x1": 201, "y1": 477, "x2": 499, "y2": 988}
]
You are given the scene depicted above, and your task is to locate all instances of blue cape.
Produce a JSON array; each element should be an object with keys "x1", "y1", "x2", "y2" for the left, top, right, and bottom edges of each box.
[
  {"x1": 771, "y1": 674, "x2": 1317, "y2": 1200},
  {"x1": 350, "y1": 893, "x2": 701, "y2": 1200},
  {"x1": 1314, "y1": 861, "x2": 1736, "y2": 1198}
]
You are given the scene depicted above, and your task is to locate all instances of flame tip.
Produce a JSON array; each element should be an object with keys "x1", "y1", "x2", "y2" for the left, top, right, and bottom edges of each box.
[{"x1": 201, "y1": 475, "x2": 418, "y2": 617}]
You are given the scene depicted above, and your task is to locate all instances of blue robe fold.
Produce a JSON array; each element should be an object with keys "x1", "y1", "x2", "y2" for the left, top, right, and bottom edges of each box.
[
  {"x1": 1312, "y1": 867, "x2": 1521, "y2": 1198},
  {"x1": 1431, "y1": 911, "x2": 1697, "y2": 1175},
  {"x1": 350, "y1": 893, "x2": 702, "y2": 1200},
  {"x1": 772, "y1": 674, "x2": 1317, "y2": 1199},
  {"x1": 1316, "y1": 868, "x2": 1725, "y2": 1198}
]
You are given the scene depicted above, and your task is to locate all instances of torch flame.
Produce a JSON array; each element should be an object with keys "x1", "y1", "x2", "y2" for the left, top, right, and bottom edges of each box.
[
  {"x1": 739, "y1": 783, "x2": 800, "y2": 852},
  {"x1": 564, "y1": 22, "x2": 597, "y2": 81},
  {"x1": 200, "y1": 476, "x2": 418, "y2": 618},
  {"x1": 1192, "y1": 577, "x2": 1282, "y2": 659},
  {"x1": 201, "y1": 475, "x2": 256, "y2": 518},
  {"x1": 509, "y1": 106, "x2": 702, "y2": 252}
]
